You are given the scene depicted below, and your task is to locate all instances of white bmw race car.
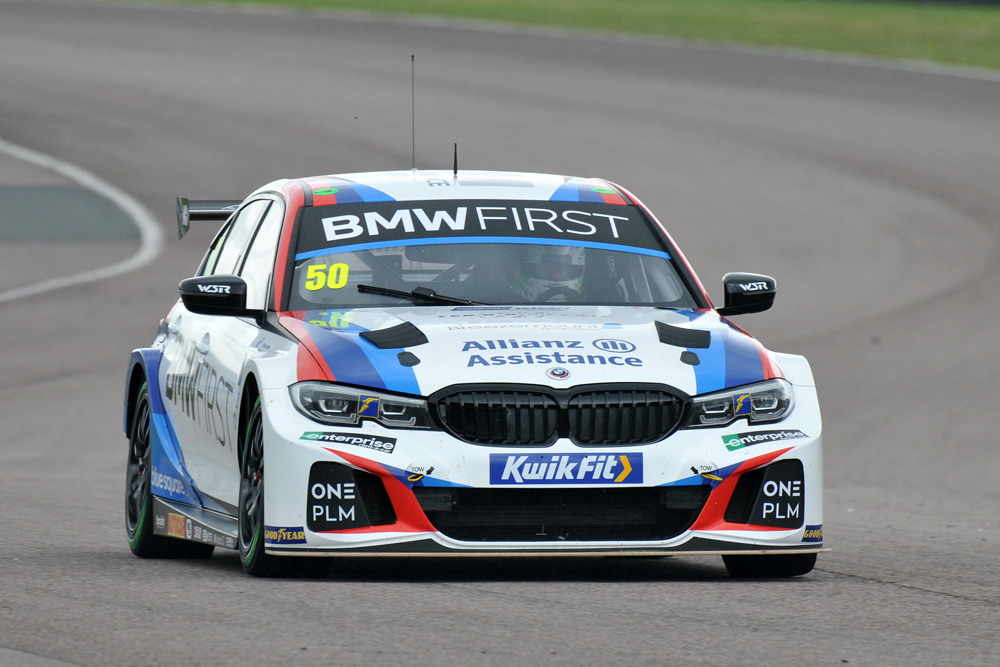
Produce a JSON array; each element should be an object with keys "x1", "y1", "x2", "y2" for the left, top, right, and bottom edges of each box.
[{"x1": 124, "y1": 170, "x2": 824, "y2": 577}]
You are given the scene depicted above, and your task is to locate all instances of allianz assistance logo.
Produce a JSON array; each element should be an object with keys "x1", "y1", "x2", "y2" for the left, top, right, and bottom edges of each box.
[{"x1": 489, "y1": 453, "x2": 642, "y2": 485}]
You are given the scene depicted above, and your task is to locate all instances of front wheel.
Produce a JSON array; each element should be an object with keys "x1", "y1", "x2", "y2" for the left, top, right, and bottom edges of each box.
[
  {"x1": 125, "y1": 381, "x2": 213, "y2": 559},
  {"x1": 239, "y1": 397, "x2": 281, "y2": 576},
  {"x1": 723, "y1": 553, "x2": 817, "y2": 578}
]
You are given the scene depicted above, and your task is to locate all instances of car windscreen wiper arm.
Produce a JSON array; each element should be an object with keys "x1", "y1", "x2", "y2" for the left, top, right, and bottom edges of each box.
[{"x1": 357, "y1": 284, "x2": 489, "y2": 306}]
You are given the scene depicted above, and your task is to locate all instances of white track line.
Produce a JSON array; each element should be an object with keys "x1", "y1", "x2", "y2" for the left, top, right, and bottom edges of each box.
[{"x1": 0, "y1": 137, "x2": 163, "y2": 304}]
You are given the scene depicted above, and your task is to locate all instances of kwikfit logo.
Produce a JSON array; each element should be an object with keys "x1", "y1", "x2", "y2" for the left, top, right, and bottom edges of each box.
[{"x1": 489, "y1": 453, "x2": 642, "y2": 485}]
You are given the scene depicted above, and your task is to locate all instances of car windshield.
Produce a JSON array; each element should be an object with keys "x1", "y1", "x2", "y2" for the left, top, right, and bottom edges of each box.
[{"x1": 286, "y1": 199, "x2": 698, "y2": 309}]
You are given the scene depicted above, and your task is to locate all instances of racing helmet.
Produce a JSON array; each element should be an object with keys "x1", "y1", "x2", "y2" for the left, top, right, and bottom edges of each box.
[{"x1": 511, "y1": 245, "x2": 586, "y2": 302}]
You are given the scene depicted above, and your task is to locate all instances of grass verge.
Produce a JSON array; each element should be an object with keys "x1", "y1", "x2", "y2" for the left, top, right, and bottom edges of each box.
[{"x1": 132, "y1": 0, "x2": 1000, "y2": 70}]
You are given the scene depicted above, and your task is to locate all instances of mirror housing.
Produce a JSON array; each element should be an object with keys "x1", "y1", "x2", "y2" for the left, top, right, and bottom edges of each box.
[
  {"x1": 716, "y1": 272, "x2": 776, "y2": 316},
  {"x1": 179, "y1": 275, "x2": 261, "y2": 317}
]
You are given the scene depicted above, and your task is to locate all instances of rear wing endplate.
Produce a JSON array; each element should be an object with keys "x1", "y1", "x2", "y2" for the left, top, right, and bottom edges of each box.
[{"x1": 176, "y1": 197, "x2": 242, "y2": 240}]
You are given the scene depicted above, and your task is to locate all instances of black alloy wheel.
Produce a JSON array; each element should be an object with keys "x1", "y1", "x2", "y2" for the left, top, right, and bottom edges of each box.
[
  {"x1": 723, "y1": 552, "x2": 817, "y2": 578},
  {"x1": 238, "y1": 396, "x2": 329, "y2": 578},
  {"x1": 239, "y1": 397, "x2": 278, "y2": 576},
  {"x1": 126, "y1": 381, "x2": 213, "y2": 559}
]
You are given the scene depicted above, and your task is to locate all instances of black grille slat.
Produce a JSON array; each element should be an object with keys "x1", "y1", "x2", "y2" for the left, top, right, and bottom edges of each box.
[
  {"x1": 434, "y1": 385, "x2": 685, "y2": 446},
  {"x1": 438, "y1": 391, "x2": 559, "y2": 446},
  {"x1": 567, "y1": 390, "x2": 681, "y2": 446},
  {"x1": 414, "y1": 487, "x2": 710, "y2": 542}
]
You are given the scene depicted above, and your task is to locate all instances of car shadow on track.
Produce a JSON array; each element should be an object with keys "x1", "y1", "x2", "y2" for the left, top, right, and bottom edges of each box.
[{"x1": 199, "y1": 553, "x2": 733, "y2": 582}]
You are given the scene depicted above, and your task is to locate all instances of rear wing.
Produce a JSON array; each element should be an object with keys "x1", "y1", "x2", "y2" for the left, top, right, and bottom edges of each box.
[{"x1": 176, "y1": 197, "x2": 242, "y2": 240}]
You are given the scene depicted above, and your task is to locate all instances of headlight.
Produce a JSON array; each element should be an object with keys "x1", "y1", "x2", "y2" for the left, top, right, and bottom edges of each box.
[
  {"x1": 290, "y1": 382, "x2": 435, "y2": 429},
  {"x1": 683, "y1": 379, "x2": 794, "y2": 428}
]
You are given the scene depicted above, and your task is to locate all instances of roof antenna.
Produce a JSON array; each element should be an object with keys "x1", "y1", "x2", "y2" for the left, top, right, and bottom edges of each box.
[
  {"x1": 453, "y1": 143, "x2": 458, "y2": 177},
  {"x1": 411, "y1": 54, "x2": 416, "y2": 171}
]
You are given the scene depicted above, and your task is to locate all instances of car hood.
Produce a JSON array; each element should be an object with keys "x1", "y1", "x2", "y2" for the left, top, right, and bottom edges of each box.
[{"x1": 280, "y1": 306, "x2": 778, "y2": 398}]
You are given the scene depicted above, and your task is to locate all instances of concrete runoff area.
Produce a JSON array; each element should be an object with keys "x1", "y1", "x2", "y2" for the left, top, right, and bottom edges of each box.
[
  {"x1": 0, "y1": 1, "x2": 997, "y2": 665},
  {"x1": 0, "y1": 150, "x2": 140, "y2": 293},
  {"x1": 0, "y1": 186, "x2": 139, "y2": 241}
]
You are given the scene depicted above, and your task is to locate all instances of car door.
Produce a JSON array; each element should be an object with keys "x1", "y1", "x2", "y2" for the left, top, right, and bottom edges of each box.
[{"x1": 162, "y1": 198, "x2": 270, "y2": 513}]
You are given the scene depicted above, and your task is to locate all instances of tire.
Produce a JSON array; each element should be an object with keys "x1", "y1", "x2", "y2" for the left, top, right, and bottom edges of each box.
[
  {"x1": 126, "y1": 381, "x2": 214, "y2": 559},
  {"x1": 723, "y1": 553, "x2": 817, "y2": 579},
  {"x1": 237, "y1": 396, "x2": 331, "y2": 579},
  {"x1": 238, "y1": 396, "x2": 282, "y2": 576}
]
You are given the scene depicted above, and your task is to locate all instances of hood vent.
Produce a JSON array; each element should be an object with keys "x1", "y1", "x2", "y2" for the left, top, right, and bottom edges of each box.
[
  {"x1": 359, "y1": 321, "x2": 429, "y2": 349},
  {"x1": 655, "y1": 320, "x2": 711, "y2": 349}
]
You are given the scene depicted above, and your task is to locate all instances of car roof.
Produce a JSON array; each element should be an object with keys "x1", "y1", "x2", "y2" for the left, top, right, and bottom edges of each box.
[{"x1": 251, "y1": 169, "x2": 632, "y2": 205}]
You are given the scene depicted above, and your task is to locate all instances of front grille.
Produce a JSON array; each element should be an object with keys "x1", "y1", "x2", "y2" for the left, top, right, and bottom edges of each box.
[
  {"x1": 413, "y1": 486, "x2": 710, "y2": 542},
  {"x1": 432, "y1": 384, "x2": 686, "y2": 446},
  {"x1": 567, "y1": 390, "x2": 683, "y2": 445},
  {"x1": 436, "y1": 390, "x2": 559, "y2": 445}
]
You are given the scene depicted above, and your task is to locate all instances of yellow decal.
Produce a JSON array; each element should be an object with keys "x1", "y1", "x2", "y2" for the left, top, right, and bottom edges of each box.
[
  {"x1": 700, "y1": 472, "x2": 723, "y2": 481},
  {"x1": 167, "y1": 513, "x2": 186, "y2": 538},
  {"x1": 305, "y1": 263, "x2": 350, "y2": 291},
  {"x1": 615, "y1": 455, "x2": 632, "y2": 483}
]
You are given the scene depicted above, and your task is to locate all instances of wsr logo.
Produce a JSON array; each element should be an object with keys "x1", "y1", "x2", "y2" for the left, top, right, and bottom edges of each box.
[
  {"x1": 196, "y1": 284, "x2": 231, "y2": 294},
  {"x1": 738, "y1": 282, "x2": 769, "y2": 292},
  {"x1": 592, "y1": 339, "x2": 636, "y2": 353}
]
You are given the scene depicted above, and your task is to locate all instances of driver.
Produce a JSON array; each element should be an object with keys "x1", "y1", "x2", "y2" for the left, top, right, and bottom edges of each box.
[{"x1": 510, "y1": 245, "x2": 586, "y2": 302}]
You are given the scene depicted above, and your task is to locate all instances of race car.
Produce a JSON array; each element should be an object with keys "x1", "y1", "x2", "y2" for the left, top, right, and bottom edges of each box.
[{"x1": 123, "y1": 169, "x2": 825, "y2": 578}]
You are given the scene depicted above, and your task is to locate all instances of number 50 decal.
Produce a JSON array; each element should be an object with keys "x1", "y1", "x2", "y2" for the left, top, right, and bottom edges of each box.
[{"x1": 305, "y1": 263, "x2": 349, "y2": 291}]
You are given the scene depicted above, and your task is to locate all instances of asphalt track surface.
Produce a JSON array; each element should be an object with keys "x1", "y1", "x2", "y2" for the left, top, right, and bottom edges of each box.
[{"x1": 0, "y1": 2, "x2": 998, "y2": 665}]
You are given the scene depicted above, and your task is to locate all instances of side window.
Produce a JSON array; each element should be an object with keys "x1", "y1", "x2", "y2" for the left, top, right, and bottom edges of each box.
[
  {"x1": 199, "y1": 222, "x2": 232, "y2": 276},
  {"x1": 239, "y1": 200, "x2": 285, "y2": 311},
  {"x1": 210, "y1": 200, "x2": 270, "y2": 276}
]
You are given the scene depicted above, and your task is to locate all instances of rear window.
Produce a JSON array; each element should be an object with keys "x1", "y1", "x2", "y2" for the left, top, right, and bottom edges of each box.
[{"x1": 287, "y1": 200, "x2": 697, "y2": 310}]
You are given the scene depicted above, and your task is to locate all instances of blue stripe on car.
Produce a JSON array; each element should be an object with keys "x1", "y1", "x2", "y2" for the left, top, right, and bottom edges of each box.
[{"x1": 295, "y1": 236, "x2": 670, "y2": 261}]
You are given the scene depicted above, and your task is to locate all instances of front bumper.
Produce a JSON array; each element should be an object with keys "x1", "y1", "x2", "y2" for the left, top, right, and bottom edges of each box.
[{"x1": 261, "y1": 384, "x2": 824, "y2": 556}]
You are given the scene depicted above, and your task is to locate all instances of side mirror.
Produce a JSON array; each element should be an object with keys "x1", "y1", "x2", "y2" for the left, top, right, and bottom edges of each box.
[
  {"x1": 716, "y1": 272, "x2": 776, "y2": 316},
  {"x1": 179, "y1": 275, "x2": 260, "y2": 317}
]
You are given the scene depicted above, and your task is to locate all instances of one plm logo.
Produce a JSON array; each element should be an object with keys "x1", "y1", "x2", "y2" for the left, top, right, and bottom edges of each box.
[
  {"x1": 358, "y1": 396, "x2": 380, "y2": 418},
  {"x1": 264, "y1": 526, "x2": 307, "y2": 545},
  {"x1": 592, "y1": 339, "x2": 636, "y2": 353},
  {"x1": 490, "y1": 453, "x2": 642, "y2": 485}
]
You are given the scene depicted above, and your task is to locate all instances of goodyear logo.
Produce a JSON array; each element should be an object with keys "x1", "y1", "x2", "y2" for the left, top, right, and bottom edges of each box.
[
  {"x1": 489, "y1": 453, "x2": 642, "y2": 485},
  {"x1": 358, "y1": 396, "x2": 380, "y2": 417},
  {"x1": 733, "y1": 393, "x2": 752, "y2": 416},
  {"x1": 802, "y1": 524, "x2": 823, "y2": 543},
  {"x1": 264, "y1": 526, "x2": 307, "y2": 545}
]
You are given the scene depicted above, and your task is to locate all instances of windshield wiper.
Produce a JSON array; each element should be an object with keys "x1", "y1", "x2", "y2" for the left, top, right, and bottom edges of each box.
[{"x1": 357, "y1": 284, "x2": 489, "y2": 306}]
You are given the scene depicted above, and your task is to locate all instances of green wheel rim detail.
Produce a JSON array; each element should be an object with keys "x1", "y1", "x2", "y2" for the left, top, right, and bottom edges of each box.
[
  {"x1": 246, "y1": 513, "x2": 262, "y2": 562},
  {"x1": 128, "y1": 497, "x2": 148, "y2": 549},
  {"x1": 241, "y1": 397, "x2": 264, "y2": 564}
]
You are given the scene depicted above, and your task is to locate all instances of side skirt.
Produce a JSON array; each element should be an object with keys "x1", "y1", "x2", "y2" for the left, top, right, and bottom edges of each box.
[{"x1": 152, "y1": 496, "x2": 238, "y2": 550}]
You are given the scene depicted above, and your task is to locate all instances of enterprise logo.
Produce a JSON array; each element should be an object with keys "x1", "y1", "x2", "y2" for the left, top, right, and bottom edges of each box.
[
  {"x1": 722, "y1": 430, "x2": 807, "y2": 452},
  {"x1": 489, "y1": 453, "x2": 642, "y2": 485}
]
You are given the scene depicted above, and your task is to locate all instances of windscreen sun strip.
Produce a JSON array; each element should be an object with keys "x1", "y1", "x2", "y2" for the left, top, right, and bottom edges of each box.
[{"x1": 294, "y1": 236, "x2": 671, "y2": 262}]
